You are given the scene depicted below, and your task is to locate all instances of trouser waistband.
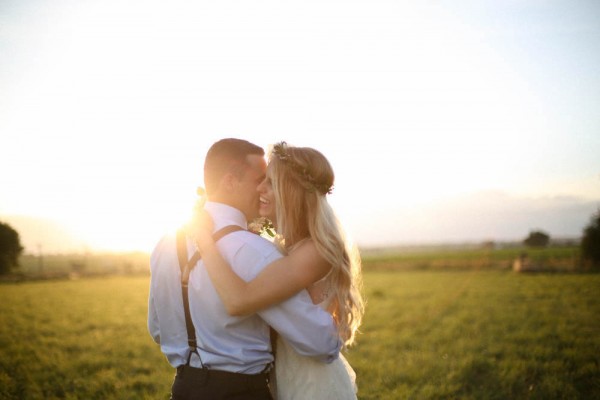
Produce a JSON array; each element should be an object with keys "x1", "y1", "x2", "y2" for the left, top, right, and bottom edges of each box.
[{"x1": 176, "y1": 365, "x2": 270, "y2": 388}]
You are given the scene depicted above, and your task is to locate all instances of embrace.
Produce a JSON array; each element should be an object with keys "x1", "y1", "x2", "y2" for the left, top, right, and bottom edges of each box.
[{"x1": 148, "y1": 138, "x2": 365, "y2": 399}]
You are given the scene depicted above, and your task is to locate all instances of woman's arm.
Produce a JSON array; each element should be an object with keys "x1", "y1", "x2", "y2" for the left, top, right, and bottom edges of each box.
[{"x1": 193, "y1": 217, "x2": 331, "y2": 316}]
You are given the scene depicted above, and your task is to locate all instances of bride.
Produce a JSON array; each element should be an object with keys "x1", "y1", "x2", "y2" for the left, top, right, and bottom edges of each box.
[{"x1": 193, "y1": 142, "x2": 364, "y2": 399}]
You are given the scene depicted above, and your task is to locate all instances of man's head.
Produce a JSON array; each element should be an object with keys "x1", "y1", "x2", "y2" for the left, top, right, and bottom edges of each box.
[{"x1": 204, "y1": 138, "x2": 266, "y2": 221}]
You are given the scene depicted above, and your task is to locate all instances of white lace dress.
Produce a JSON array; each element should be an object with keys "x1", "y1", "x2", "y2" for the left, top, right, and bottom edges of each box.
[{"x1": 272, "y1": 301, "x2": 358, "y2": 400}]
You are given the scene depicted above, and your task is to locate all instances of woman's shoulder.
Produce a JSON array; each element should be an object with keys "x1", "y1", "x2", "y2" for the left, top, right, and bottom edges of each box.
[
  {"x1": 288, "y1": 238, "x2": 332, "y2": 280},
  {"x1": 286, "y1": 239, "x2": 323, "y2": 264},
  {"x1": 288, "y1": 237, "x2": 316, "y2": 254}
]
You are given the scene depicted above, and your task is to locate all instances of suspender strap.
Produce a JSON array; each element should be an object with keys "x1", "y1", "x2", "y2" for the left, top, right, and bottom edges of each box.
[
  {"x1": 176, "y1": 224, "x2": 244, "y2": 367},
  {"x1": 212, "y1": 224, "x2": 246, "y2": 242}
]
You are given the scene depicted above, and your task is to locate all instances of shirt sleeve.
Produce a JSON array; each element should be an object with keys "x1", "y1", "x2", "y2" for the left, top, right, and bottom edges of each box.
[
  {"x1": 147, "y1": 288, "x2": 161, "y2": 344},
  {"x1": 258, "y1": 290, "x2": 341, "y2": 363},
  {"x1": 147, "y1": 237, "x2": 164, "y2": 344}
]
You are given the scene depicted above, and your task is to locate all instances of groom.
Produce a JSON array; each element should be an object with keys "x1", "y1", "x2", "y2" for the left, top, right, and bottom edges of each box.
[{"x1": 148, "y1": 138, "x2": 340, "y2": 399}]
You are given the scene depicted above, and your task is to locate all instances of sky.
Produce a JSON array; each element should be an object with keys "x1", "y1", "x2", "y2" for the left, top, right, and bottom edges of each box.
[{"x1": 1, "y1": 0, "x2": 599, "y2": 254}]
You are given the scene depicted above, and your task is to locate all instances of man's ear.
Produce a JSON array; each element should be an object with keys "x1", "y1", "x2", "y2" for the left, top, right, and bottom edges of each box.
[{"x1": 219, "y1": 173, "x2": 236, "y2": 192}]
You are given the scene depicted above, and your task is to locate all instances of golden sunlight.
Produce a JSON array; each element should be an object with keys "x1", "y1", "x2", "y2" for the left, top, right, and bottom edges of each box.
[{"x1": 70, "y1": 189, "x2": 197, "y2": 252}]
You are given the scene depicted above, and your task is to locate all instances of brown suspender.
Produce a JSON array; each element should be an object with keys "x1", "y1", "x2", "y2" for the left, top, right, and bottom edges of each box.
[{"x1": 176, "y1": 225, "x2": 244, "y2": 367}]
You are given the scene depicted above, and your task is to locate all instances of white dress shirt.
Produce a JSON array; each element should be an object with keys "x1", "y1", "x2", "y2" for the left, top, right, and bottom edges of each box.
[{"x1": 148, "y1": 202, "x2": 341, "y2": 374}]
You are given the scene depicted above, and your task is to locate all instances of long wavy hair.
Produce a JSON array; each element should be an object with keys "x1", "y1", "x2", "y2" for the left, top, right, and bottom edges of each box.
[{"x1": 267, "y1": 142, "x2": 364, "y2": 348}]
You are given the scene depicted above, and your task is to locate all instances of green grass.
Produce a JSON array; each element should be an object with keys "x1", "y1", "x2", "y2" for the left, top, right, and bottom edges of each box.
[
  {"x1": 362, "y1": 246, "x2": 582, "y2": 272},
  {"x1": 16, "y1": 252, "x2": 150, "y2": 277},
  {"x1": 349, "y1": 271, "x2": 600, "y2": 399},
  {"x1": 1, "y1": 271, "x2": 599, "y2": 399},
  {"x1": 0, "y1": 277, "x2": 171, "y2": 400}
]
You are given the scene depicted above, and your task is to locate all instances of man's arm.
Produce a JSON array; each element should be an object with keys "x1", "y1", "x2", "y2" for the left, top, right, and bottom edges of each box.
[
  {"x1": 258, "y1": 289, "x2": 341, "y2": 363},
  {"x1": 147, "y1": 240, "x2": 164, "y2": 344},
  {"x1": 147, "y1": 286, "x2": 161, "y2": 344}
]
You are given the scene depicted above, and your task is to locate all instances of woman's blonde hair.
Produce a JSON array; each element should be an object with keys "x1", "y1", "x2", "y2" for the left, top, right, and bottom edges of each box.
[{"x1": 267, "y1": 142, "x2": 364, "y2": 348}]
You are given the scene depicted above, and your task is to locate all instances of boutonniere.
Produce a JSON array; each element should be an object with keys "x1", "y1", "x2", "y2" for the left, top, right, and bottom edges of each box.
[{"x1": 249, "y1": 217, "x2": 275, "y2": 238}]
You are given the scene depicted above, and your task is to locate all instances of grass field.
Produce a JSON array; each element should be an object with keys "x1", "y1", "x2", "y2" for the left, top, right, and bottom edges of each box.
[
  {"x1": 1, "y1": 270, "x2": 598, "y2": 399},
  {"x1": 362, "y1": 245, "x2": 583, "y2": 272}
]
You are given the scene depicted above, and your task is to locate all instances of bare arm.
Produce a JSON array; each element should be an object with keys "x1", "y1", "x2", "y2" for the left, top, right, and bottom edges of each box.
[{"x1": 193, "y1": 217, "x2": 331, "y2": 316}]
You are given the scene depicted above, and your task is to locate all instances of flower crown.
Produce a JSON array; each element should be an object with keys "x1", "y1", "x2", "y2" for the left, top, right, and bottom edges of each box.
[{"x1": 271, "y1": 142, "x2": 333, "y2": 195}]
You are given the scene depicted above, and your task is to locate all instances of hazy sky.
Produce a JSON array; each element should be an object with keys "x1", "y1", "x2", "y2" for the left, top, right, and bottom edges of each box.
[{"x1": 1, "y1": 0, "x2": 599, "y2": 253}]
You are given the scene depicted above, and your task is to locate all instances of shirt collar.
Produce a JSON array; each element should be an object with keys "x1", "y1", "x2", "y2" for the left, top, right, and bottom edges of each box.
[{"x1": 204, "y1": 201, "x2": 248, "y2": 232}]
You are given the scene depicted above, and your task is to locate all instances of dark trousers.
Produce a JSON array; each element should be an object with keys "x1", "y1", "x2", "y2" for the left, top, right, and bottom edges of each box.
[{"x1": 170, "y1": 365, "x2": 273, "y2": 400}]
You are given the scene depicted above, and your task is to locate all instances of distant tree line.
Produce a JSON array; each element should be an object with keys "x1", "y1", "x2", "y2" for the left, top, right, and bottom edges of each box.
[
  {"x1": 523, "y1": 230, "x2": 550, "y2": 248},
  {"x1": 2, "y1": 209, "x2": 600, "y2": 276},
  {"x1": 519, "y1": 209, "x2": 600, "y2": 270},
  {"x1": 0, "y1": 221, "x2": 24, "y2": 275},
  {"x1": 581, "y1": 209, "x2": 600, "y2": 270}
]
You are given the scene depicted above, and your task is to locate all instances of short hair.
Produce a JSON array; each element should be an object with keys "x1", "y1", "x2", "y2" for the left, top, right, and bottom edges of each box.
[{"x1": 203, "y1": 138, "x2": 264, "y2": 195}]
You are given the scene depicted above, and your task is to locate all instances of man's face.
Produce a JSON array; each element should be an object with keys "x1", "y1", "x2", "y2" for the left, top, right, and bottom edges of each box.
[{"x1": 234, "y1": 154, "x2": 267, "y2": 221}]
